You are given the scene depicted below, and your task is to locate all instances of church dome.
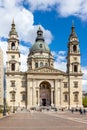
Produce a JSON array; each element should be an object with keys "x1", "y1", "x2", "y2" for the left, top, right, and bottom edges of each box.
[
  {"x1": 30, "y1": 41, "x2": 50, "y2": 53},
  {"x1": 30, "y1": 27, "x2": 50, "y2": 54}
]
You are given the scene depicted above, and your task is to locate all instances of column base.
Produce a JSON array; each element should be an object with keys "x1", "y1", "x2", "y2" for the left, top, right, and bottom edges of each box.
[{"x1": 51, "y1": 103, "x2": 54, "y2": 107}]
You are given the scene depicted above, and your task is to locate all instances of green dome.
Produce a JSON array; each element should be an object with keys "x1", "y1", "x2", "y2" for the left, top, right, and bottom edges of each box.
[
  {"x1": 30, "y1": 27, "x2": 50, "y2": 53},
  {"x1": 30, "y1": 41, "x2": 50, "y2": 53}
]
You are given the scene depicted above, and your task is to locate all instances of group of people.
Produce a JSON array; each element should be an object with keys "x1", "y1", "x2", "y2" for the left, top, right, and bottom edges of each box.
[{"x1": 71, "y1": 108, "x2": 86, "y2": 114}]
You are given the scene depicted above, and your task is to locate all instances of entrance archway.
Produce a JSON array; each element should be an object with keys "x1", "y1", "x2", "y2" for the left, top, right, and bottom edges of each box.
[{"x1": 39, "y1": 81, "x2": 51, "y2": 106}]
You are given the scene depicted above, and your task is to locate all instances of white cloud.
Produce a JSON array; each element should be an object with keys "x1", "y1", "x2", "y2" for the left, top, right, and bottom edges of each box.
[
  {"x1": 52, "y1": 51, "x2": 67, "y2": 72},
  {"x1": 58, "y1": 0, "x2": 82, "y2": 17},
  {"x1": 19, "y1": 45, "x2": 29, "y2": 71},
  {"x1": 20, "y1": 53, "x2": 27, "y2": 71},
  {"x1": 26, "y1": 0, "x2": 59, "y2": 11},
  {"x1": 82, "y1": 67, "x2": 87, "y2": 90},
  {"x1": 0, "y1": 0, "x2": 52, "y2": 44},
  {"x1": 0, "y1": 40, "x2": 7, "y2": 67},
  {"x1": 26, "y1": 0, "x2": 87, "y2": 21}
]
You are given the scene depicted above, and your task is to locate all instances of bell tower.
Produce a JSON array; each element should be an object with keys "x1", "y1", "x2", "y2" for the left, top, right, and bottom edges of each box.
[
  {"x1": 6, "y1": 19, "x2": 20, "y2": 72},
  {"x1": 67, "y1": 22, "x2": 82, "y2": 74},
  {"x1": 67, "y1": 22, "x2": 83, "y2": 108}
]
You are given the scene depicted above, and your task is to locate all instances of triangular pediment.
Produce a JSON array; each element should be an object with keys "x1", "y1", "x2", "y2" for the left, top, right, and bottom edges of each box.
[{"x1": 28, "y1": 66, "x2": 66, "y2": 74}]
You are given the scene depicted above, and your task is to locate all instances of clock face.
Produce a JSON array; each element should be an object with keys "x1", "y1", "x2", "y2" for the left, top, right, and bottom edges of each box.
[
  {"x1": 70, "y1": 37, "x2": 77, "y2": 42},
  {"x1": 38, "y1": 31, "x2": 42, "y2": 36}
]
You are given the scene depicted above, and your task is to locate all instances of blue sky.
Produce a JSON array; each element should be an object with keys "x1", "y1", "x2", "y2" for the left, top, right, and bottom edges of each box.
[{"x1": 0, "y1": 0, "x2": 87, "y2": 90}]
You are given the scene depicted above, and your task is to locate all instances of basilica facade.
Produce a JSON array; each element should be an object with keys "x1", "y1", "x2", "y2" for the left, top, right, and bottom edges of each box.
[{"x1": 6, "y1": 20, "x2": 83, "y2": 109}]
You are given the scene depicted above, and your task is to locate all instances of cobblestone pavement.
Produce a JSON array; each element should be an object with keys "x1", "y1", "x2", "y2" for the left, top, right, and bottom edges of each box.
[{"x1": 0, "y1": 111, "x2": 87, "y2": 130}]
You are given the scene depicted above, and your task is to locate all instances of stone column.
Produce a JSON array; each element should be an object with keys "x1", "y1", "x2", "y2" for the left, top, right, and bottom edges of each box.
[
  {"x1": 55, "y1": 80, "x2": 58, "y2": 107},
  {"x1": 27, "y1": 80, "x2": 33, "y2": 109},
  {"x1": 55, "y1": 79, "x2": 62, "y2": 108},
  {"x1": 59, "y1": 80, "x2": 62, "y2": 107},
  {"x1": 38, "y1": 89, "x2": 40, "y2": 106},
  {"x1": 51, "y1": 89, "x2": 54, "y2": 106}
]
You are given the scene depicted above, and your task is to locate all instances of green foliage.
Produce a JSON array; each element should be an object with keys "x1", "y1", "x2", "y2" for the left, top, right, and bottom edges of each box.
[
  {"x1": 0, "y1": 105, "x2": 11, "y2": 113},
  {"x1": 83, "y1": 97, "x2": 87, "y2": 107},
  {"x1": 0, "y1": 105, "x2": 3, "y2": 113},
  {"x1": 0, "y1": 108, "x2": 3, "y2": 113}
]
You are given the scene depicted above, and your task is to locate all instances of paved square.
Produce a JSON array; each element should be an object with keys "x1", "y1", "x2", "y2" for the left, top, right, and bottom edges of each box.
[{"x1": 0, "y1": 111, "x2": 87, "y2": 130}]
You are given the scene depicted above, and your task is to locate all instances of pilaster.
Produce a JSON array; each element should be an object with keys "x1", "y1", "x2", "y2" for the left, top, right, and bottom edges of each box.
[{"x1": 32, "y1": 80, "x2": 36, "y2": 106}]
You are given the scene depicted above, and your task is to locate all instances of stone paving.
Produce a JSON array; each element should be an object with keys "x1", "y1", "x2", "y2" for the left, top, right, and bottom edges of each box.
[{"x1": 0, "y1": 111, "x2": 87, "y2": 130}]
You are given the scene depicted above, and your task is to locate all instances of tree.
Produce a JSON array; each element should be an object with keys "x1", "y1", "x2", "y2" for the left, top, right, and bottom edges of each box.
[{"x1": 83, "y1": 97, "x2": 87, "y2": 107}]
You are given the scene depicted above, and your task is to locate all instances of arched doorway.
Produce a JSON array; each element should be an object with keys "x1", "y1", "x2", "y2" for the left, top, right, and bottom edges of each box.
[{"x1": 39, "y1": 81, "x2": 51, "y2": 106}]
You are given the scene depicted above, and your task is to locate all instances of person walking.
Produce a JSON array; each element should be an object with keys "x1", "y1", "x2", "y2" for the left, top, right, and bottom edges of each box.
[
  {"x1": 83, "y1": 109, "x2": 86, "y2": 114},
  {"x1": 71, "y1": 108, "x2": 74, "y2": 113}
]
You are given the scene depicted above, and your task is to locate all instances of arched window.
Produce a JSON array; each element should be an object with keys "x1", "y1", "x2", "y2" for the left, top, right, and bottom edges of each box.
[
  {"x1": 22, "y1": 93, "x2": 26, "y2": 101},
  {"x1": 11, "y1": 93, "x2": 15, "y2": 100},
  {"x1": 65, "y1": 94, "x2": 68, "y2": 101},
  {"x1": 11, "y1": 63, "x2": 15, "y2": 71},
  {"x1": 63, "y1": 92, "x2": 68, "y2": 102},
  {"x1": 35, "y1": 63, "x2": 38, "y2": 68},
  {"x1": 74, "y1": 65, "x2": 78, "y2": 72},
  {"x1": 74, "y1": 94, "x2": 78, "y2": 101},
  {"x1": 45, "y1": 63, "x2": 48, "y2": 66},
  {"x1": 11, "y1": 42, "x2": 15, "y2": 50},
  {"x1": 73, "y1": 92, "x2": 79, "y2": 101},
  {"x1": 40, "y1": 44, "x2": 42, "y2": 48},
  {"x1": 40, "y1": 62, "x2": 43, "y2": 67},
  {"x1": 73, "y1": 45, "x2": 77, "y2": 52}
]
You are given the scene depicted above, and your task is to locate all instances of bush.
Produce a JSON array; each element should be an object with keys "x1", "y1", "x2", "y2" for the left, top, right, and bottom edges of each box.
[
  {"x1": 0, "y1": 108, "x2": 3, "y2": 113},
  {"x1": 83, "y1": 97, "x2": 87, "y2": 107}
]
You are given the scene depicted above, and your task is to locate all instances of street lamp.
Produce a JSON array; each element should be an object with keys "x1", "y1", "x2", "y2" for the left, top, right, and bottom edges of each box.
[
  {"x1": 12, "y1": 93, "x2": 15, "y2": 113},
  {"x1": 3, "y1": 84, "x2": 6, "y2": 116},
  {"x1": 76, "y1": 101, "x2": 78, "y2": 108},
  {"x1": 3, "y1": 96, "x2": 6, "y2": 116},
  {"x1": 12, "y1": 87, "x2": 16, "y2": 113}
]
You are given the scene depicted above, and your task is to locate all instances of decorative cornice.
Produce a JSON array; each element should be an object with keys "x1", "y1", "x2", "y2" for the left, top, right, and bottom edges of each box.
[
  {"x1": 67, "y1": 73, "x2": 83, "y2": 76},
  {"x1": 27, "y1": 66, "x2": 66, "y2": 75}
]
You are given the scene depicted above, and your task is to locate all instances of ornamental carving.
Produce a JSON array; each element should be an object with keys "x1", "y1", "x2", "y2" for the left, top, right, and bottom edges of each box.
[{"x1": 29, "y1": 67, "x2": 65, "y2": 74}]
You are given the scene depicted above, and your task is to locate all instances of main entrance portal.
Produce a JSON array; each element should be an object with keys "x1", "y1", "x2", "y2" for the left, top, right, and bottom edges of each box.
[
  {"x1": 42, "y1": 99, "x2": 46, "y2": 106},
  {"x1": 40, "y1": 81, "x2": 51, "y2": 106}
]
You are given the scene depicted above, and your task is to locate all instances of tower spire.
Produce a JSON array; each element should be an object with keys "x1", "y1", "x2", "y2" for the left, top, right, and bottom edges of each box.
[
  {"x1": 71, "y1": 20, "x2": 75, "y2": 33},
  {"x1": 12, "y1": 18, "x2": 15, "y2": 25},
  {"x1": 69, "y1": 21, "x2": 78, "y2": 42},
  {"x1": 9, "y1": 19, "x2": 18, "y2": 37}
]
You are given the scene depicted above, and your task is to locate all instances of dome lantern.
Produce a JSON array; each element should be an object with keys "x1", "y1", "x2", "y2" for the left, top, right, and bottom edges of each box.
[{"x1": 35, "y1": 27, "x2": 44, "y2": 42}]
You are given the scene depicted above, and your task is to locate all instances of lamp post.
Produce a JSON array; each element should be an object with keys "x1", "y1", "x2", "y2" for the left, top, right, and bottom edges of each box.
[
  {"x1": 13, "y1": 95, "x2": 15, "y2": 113},
  {"x1": 12, "y1": 87, "x2": 16, "y2": 113},
  {"x1": 76, "y1": 101, "x2": 78, "y2": 108},
  {"x1": 3, "y1": 85, "x2": 6, "y2": 116},
  {"x1": 3, "y1": 97, "x2": 6, "y2": 116}
]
